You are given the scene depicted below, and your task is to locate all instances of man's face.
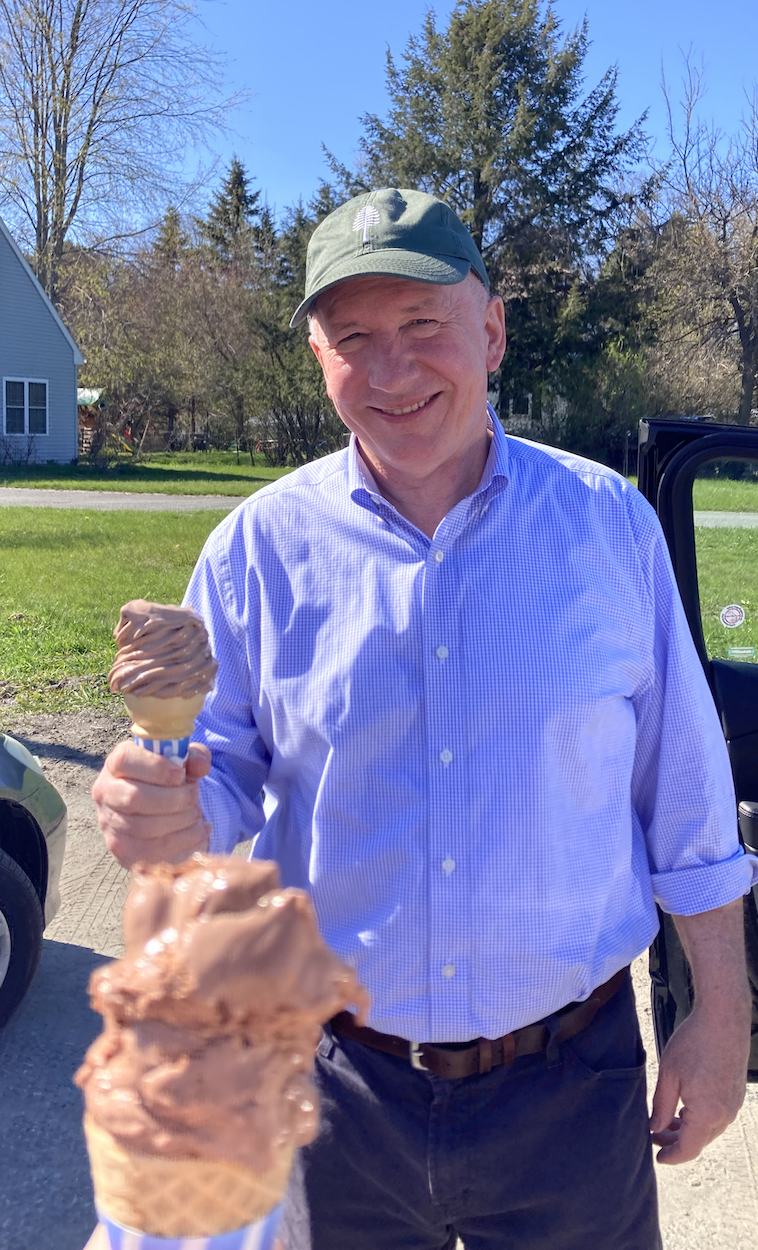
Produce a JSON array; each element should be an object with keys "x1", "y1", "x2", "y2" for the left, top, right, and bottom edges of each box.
[{"x1": 309, "y1": 272, "x2": 506, "y2": 482}]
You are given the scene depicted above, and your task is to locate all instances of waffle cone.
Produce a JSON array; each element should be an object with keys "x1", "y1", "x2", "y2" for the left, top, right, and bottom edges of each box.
[
  {"x1": 83, "y1": 1115, "x2": 293, "y2": 1238},
  {"x1": 122, "y1": 692, "x2": 206, "y2": 741}
]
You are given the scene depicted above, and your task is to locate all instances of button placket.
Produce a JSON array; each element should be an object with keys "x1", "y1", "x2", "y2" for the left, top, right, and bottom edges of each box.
[{"x1": 421, "y1": 532, "x2": 466, "y2": 1034}]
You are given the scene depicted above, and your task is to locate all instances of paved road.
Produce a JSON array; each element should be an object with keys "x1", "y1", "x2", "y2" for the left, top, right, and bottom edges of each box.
[
  {"x1": 1, "y1": 487, "x2": 758, "y2": 527},
  {"x1": 695, "y1": 511, "x2": 758, "y2": 528},
  {"x1": 0, "y1": 487, "x2": 238, "y2": 511}
]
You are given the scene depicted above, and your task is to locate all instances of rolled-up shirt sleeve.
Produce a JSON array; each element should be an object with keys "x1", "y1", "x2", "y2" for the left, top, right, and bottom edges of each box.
[
  {"x1": 183, "y1": 516, "x2": 270, "y2": 855},
  {"x1": 630, "y1": 511, "x2": 758, "y2": 914}
]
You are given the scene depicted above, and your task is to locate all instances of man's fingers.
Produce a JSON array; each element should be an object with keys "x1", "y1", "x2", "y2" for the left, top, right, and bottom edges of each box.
[
  {"x1": 650, "y1": 1065, "x2": 681, "y2": 1134},
  {"x1": 83, "y1": 1226, "x2": 109, "y2": 1250},
  {"x1": 93, "y1": 739, "x2": 213, "y2": 869},
  {"x1": 95, "y1": 773, "x2": 203, "y2": 820},
  {"x1": 104, "y1": 821, "x2": 212, "y2": 868},
  {"x1": 101, "y1": 803, "x2": 205, "y2": 841},
  {"x1": 655, "y1": 1110, "x2": 711, "y2": 1165},
  {"x1": 650, "y1": 1116, "x2": 681, "y2": 1148},
  {"x1": 185, "y1": 742, "x2": 212, "y2": 779},
  {"x1": 102, "y1": 739, "x2": 187, "y2": 785}
]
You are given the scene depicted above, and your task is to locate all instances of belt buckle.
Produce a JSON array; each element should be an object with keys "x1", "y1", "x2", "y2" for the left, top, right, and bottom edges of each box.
[{"x1": 409, "y1": 1042, "x2": 428, "y2": 1071}]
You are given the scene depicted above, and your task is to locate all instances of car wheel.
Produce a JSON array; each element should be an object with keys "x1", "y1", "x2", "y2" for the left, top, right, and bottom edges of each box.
[{"x1": 0, "y1": 846, "x2": 44, "y2": 1028}]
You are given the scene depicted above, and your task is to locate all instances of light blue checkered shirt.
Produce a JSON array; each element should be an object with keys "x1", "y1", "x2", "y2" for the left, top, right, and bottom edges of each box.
[{"x1": 188, "y1": 408, "x2": 757, "y2": 1042}]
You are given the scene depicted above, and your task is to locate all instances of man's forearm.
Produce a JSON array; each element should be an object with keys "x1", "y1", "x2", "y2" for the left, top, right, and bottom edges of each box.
[{"x1": 673, "y1": 897, "x2": 751, "y2": 1019}]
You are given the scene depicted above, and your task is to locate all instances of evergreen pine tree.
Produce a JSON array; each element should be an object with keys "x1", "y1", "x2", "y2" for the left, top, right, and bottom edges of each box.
[
  {"x1": 200, "y1": 157, "x2": 261, "y2": 259},
  {"x1": 325, "y1": 0, "x2": 646, "y2": 422},
  {"x1": 153, "y1": 205, "x2": 189, "y2": 267}
]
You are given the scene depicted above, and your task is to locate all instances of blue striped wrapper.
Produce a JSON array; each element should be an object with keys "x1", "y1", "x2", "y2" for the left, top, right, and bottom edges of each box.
[
  {"x1": 96, "y1": 1204, "x2": 282, "y2": 1250},
  {"x1": 133, "y1": 735, "x2": 191, "y2": 763}
]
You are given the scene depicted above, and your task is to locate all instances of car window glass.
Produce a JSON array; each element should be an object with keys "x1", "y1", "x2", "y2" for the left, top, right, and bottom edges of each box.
[{"x1": 694, "y1": 457, "x2": 758, "y2": 663}]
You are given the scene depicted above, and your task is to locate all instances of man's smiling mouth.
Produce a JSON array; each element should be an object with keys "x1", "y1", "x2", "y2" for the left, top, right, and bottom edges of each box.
[{"x1": 378, "y1": 394, "x2": 437, "y2": 416}]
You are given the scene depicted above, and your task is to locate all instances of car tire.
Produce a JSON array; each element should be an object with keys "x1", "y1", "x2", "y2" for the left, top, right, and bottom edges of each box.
[{"x1": 0, "y1": 846, "x2": 44, "y2": 1029}]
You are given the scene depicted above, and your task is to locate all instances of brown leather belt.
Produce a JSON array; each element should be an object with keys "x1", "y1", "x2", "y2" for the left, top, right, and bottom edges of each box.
[{"x1": 330, "y1": 967, "x2": 628, "y2": 1079}]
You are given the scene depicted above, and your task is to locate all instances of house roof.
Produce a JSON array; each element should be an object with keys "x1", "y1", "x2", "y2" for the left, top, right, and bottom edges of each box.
[{"x1": 0, "y1": 216, "x2": 85, "y2": 365}]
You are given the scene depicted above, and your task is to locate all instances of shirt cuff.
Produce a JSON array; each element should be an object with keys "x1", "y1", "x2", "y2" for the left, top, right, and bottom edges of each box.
[{"x1": 652, "y1": 849, "x2": 758, "y2": 915}]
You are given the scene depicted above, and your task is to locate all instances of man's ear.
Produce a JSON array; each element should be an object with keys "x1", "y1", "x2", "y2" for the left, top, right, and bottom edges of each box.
[
  {"x1": 308, "y1": 329, "x2": 333, "y2": 402},
  {"x1": 484, "y1": 296, "x2": 506, "y2": 373},
  {"x1": 308, "y1": 329, "x2": 323, "y2": 368}
]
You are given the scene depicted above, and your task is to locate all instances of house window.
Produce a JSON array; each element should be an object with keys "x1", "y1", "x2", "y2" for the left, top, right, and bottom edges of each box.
[{"x1": 3, "y1": 379, "x2": 47, "y2": 435}]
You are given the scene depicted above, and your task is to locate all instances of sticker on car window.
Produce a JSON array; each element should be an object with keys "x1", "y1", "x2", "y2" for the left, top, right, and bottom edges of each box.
[
  {"x1": 728, "y1": 647, "x2": 755, "y2": 658},
  {"x1": 720, "y1": 604, "x2": 746, "y2": 628}
]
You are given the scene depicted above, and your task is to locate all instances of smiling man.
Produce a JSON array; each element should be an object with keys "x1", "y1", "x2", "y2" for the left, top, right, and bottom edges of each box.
[{"x1": 93, "y1": 189, "x2": 756, "y2": 1250}]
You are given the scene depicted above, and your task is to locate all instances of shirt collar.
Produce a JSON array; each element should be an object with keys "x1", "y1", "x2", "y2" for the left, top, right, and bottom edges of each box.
[{"x1": 348, "y1": 403, "x2": 509, "y2": 507}]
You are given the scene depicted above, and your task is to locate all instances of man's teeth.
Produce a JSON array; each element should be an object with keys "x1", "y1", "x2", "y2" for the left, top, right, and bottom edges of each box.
[{"x1": 382, "y1": 396, "x2": 433, "y2": 415}]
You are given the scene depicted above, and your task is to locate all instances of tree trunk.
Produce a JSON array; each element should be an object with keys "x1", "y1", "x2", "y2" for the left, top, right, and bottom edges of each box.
[{"x1": 738, "y1": 335, "x2": 757, "y2": 425}]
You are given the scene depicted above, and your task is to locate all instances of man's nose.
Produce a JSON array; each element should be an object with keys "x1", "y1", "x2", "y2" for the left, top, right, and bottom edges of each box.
[{"x1": 367, "y1": 339, "x2": 418, "y2": 394}]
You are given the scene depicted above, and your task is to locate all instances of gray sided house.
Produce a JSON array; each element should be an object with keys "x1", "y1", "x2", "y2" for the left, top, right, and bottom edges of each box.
[{"x1": 0, "y1": 217, "x2": 84, "y2": 463}]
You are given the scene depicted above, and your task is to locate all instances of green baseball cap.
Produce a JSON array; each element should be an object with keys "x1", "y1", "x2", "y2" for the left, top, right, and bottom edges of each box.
[{"x1": 290, "y1": 188, "x2": 490, "y2": 328}]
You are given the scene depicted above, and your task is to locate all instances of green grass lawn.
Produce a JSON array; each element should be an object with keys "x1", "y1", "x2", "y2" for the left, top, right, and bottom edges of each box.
[
  {"x1": 0, "y1": 451, "x2": 293, "y2": 496},
  {"x1": 696, "y1": 527, "x2": 758, "y2": 663},
  {"x1": 0, "y1": 508, "x2": 225, "y2": 712},
  {"x1": 693, "y1": 479, "x2": 758, "y2": 513},
  {"x1": 628, "y1": 476, "x2": 758, "y2": 512},
  {"x1": 2, "y1": 500, "x2": 757, "y2": 716}
]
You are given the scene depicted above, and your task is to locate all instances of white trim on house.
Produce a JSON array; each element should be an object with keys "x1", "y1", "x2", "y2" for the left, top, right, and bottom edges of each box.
[
  {"x1": 0, "y1": 218, "x2": 84, "y2": 365},
  {"x1": 3, "y1": 376, "x2": 50, "y2": 436}
]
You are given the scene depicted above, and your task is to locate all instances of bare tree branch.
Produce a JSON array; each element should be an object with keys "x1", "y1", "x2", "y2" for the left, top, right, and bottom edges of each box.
[{"x1": 0, "y1": 0, "x2": 247, "y2": 299}]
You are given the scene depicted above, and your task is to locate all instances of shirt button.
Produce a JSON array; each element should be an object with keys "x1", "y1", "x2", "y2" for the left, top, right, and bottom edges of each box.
[
  {"x1": 433, "y1": 549, "x2": 444, "y2": 563},
  {"x1": 439, "y1": 748, "x2": 453, "y2": 765},
  {"x1": 436, "y1": 645, "x2": 449, "y2": 660},
  {"x1": 442, "y1": 963, "x2": 456, "y2": 979},
  {"x1": 442, "y1": 857, "x2": 456, "y2": 874}
]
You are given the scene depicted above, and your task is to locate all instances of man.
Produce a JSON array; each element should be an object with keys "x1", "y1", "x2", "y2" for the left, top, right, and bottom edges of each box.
[{"x1": 94, "y1": 189, "x2": 756, "y2": 1250}]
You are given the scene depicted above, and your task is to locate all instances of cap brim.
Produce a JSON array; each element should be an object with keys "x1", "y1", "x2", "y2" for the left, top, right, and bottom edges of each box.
[{"x1": 289, "y1": 252, "x2": 471, "y2": 328}]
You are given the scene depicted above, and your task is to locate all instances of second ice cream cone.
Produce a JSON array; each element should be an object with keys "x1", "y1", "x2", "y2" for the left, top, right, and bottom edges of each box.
[{"x1": 84, "y1": 1115, "x2": 293, "y2": 1238}]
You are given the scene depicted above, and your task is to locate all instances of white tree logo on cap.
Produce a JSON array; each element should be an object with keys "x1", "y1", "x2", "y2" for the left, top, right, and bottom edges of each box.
[{"x1": 352, "y1": 205, "x2": 381, "y2": 243}]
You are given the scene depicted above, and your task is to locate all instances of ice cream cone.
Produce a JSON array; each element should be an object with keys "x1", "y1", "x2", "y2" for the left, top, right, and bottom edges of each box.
[
  {"x1": 122, "y1": 691, "x2": 207, "y2": 741},
  {"x1": 84, "y1": 1115, "x2": 293, "y2": 1239}
]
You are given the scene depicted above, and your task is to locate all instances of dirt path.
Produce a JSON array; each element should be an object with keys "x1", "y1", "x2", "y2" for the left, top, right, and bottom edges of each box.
[{"x1": 1, "y1": 707, "x2": 756, "y2": 1248}]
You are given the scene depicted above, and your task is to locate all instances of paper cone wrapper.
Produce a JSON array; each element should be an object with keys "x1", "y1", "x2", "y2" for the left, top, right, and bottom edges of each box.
[
  {"x1": 97, "y1": 1206, "x2": 282, "y2": 1250},
  {"x1": 84, "y1": 1116, "x2": 293, "y2": 1241}
]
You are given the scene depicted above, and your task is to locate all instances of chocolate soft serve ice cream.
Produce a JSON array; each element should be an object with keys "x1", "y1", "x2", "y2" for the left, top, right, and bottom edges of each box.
[
  {"x1": 76, "y1": 855, "x2": 368, "y2": 1238},
  {"x1": 109, "y1": 601, "x2": 218, "y2": 743}
]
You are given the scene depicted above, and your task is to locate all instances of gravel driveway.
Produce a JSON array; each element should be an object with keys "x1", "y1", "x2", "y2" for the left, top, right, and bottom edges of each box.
[{"x1": 0, "y1": 708, "x2": 756, "y2": 1249}]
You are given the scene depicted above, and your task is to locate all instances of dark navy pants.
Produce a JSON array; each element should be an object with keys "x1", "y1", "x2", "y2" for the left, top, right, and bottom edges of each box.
[{"x1": 280, "y1": 974, "x2": 661, "y2": 1250}]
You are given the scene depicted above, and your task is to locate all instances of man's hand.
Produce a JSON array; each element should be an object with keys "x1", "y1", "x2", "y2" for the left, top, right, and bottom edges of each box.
[
  {"x1": 649, "y1": 898, "x2": 751, "y2": 1164},
  {"x1": 92, "y1": 740, "x2": 212, "y2": 868},
  {"x1": 83, "y1": 1225, "x2": 108, "y2": 1250}
]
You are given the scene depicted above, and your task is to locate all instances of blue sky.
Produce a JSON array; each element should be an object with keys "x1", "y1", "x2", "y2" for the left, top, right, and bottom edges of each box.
[{"x1": 196, "y1": 0, "x2": 758, "y2": 220}]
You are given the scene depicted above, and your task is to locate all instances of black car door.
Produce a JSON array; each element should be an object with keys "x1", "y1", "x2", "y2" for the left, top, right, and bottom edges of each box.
[{"x1": 638, "y1": 417, "x2": 758, "y2": 1077}]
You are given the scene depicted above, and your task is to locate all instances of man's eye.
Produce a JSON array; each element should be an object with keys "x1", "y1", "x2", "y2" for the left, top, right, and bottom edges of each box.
[{"x1": 338, "y1": 332, "x2": 364, "y2": 346}]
